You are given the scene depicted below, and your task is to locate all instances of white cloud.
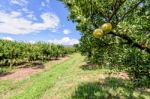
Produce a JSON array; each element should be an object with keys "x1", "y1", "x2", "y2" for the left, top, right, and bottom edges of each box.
[
  {"x1": 41, "y1": 2, "x2": 46, "y2": 7},
  {"x1": 10, "y1": 0, "x2": 20, "y2": 5},
  {"x1": 22, "y1": 8, "x2": 28, "y2": 12},
  {"x1": 2, "y1": 37, "x2": 14, "y2": 41},
  {"x1": 63, "y1": 29, "x2": 71, "y2": 34},
  {"x1": 0, "y1": 12, "x2": 60, "y2": 34},
  {"x1": 10, "y1": 0, "x2": 28, "y2": 6},
  {"x1": 46, "y1": 0, "x2": 50, "y2": 3},
  {"x1": 26, "y1": 13, "x2": 37, "y2": 20},
  {"x1": 21, "y1": 9, "x2": 37, "y2": 20},
  {"x1": 49, "y1": 37, "x2": 79, "y2": 45},
  {"x1": 11, "y1": 11, "x2": 22, "y2": 17},
  {"x1": 29, "y1": 40, "x2": 35, "y2": 44}
]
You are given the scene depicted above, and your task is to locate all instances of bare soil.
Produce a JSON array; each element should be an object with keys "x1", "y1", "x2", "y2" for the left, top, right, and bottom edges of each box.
[{"x1": 0, "y1": 57, "x2": 69, "y2": 80}]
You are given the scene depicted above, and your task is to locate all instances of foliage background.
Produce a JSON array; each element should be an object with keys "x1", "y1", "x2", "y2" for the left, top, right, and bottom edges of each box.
[{"x1": 60, "y1": 0, "x2": 150, "y2": 87}]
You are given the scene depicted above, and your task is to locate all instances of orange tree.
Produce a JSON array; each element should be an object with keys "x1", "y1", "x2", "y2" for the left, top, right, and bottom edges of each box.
[
  {"x1": 60, "y1": 0, "x2": 150, "y2": 87},
  {"x1": 0, "y1": 40, "x2": 75, "y2": 67}
]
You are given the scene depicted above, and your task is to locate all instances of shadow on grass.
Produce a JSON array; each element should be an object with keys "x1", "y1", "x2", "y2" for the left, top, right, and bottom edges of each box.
[
  {"x1": 72, "y1": 77, "x2": 149, "y2": 99},
  {"x1": 26, "y1": 62, "x2": 45, "y2": 69},
  {"x1": 80, "y1": 63, "x2": 100, "y2": 70},
  {"x1": 80, "y1": 63, "x2": 125, "y2": 72},
  {"x1": 0, "y1": 61, "x2": 45, "y2": 77},
  {"x1": 0, "y1": 72, "x2": 14, "y2": 77},
  {"x1": 0, "y1": 56, "x2": 68, "y2": 77}
]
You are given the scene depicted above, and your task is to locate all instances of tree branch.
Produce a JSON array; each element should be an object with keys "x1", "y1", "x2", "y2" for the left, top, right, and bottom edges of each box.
[
  {"x1": 108, "y1": 0, "x2": 126, "y2": 21},
  {"x1": 117, "y1": 0, "x2": 144, "y2": 23},
  {"x1": 93, "y1": 1, "x2": 109, "y2": 21},
  {"x1": 108, "y1": 32, "x2": 150, "y2": 54}
]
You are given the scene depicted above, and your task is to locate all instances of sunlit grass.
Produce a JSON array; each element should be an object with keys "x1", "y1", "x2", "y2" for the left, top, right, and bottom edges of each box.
[{"x1": 0, "y1": 53, "x2": 149, "y2": 99}]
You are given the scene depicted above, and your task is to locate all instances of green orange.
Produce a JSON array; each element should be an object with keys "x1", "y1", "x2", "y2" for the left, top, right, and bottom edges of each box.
[
  {"x1": 101, "y1": 23, "x2": 112, "y2": 33},
  {"x1": 93, "y1": 28, "x2": 103, "y2": 38}
]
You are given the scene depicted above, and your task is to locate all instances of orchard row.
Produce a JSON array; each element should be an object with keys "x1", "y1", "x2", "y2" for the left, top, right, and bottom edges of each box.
[{"x1": 0, "y1": 40, "x2": 75, "y2": 66}]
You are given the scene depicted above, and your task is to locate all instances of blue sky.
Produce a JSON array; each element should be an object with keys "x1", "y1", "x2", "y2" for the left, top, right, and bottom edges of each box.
[{"x1": 0, "y1": 0, "x2": 80, "y2": 45}]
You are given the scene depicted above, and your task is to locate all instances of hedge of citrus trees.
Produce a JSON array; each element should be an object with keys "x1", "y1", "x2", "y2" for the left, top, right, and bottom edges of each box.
[
  {"x1": 61, "y1": 0, "x2": 150, "y2": 87},
  {"x1": 0, "y1": 39, "x2": 75, "y2": 67}
]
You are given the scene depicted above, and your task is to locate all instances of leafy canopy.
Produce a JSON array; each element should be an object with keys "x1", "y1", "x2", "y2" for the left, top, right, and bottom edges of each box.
[{"x1": 60, "y1": 0, "x2": 150, "y2": 87}]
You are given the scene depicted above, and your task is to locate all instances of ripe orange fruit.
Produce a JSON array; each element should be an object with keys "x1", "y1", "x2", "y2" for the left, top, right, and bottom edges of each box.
[
  {"x1": 93, "y1": 28, "x2": 103, "y2": 38},
  {"x1": 101, "y1": 23, "x2": 112, "y2": 33}
]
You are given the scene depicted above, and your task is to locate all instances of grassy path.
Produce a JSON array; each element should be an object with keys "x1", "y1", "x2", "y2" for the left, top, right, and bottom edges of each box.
[
  {"x1": 0, "y1": 53, "x2": 84, "y2": 99},
  {"x1": 0, "y1": 53, "x2": 150, "y2": 99}
]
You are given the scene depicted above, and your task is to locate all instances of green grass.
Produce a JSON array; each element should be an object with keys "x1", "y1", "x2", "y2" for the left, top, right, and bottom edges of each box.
[
  {"x1": 0, "y1": 67, "x2": 13, "y2": 75},
  {"x1": 0, "y1": 53, "x2": 150, "y2": 99}
]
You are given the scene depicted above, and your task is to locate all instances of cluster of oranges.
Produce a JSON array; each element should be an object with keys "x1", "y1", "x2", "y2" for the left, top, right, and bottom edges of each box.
[{"x1": 93, "y1": 23, "x2": 112, "y2": 38}]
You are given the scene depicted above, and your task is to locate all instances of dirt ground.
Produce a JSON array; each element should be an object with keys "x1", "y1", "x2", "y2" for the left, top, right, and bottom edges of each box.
[{"x1": 0, "y1": 57, "x2": 69, "y2": 80}]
